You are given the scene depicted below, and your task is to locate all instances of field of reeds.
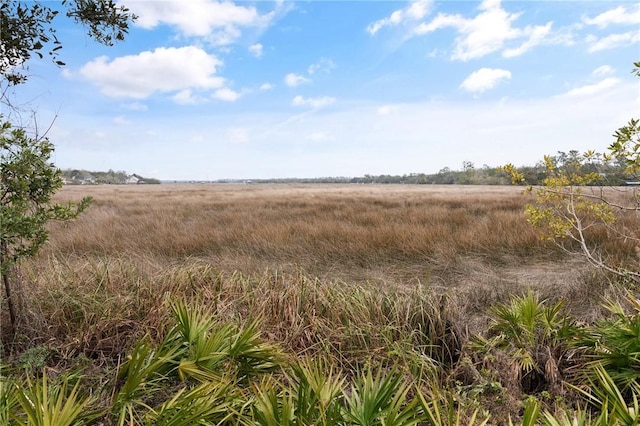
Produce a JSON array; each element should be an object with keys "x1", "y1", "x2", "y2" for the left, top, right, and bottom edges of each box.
[{"x1": 2, "y1": 184, "x2": 639, "y2": 425}]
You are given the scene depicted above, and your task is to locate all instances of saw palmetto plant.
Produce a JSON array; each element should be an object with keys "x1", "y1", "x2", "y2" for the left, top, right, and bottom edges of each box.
[
  {"x1": 481, "y1": 290, "x2": 579, "y2": 394},
  {"x1": 576, "y1": 293, "x2": 640, "y2": 393}
]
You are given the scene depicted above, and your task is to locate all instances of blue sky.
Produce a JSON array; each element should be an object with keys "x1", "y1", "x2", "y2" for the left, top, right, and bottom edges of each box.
[{"x1": 8, "y1": 0, "x2": 640, "y2": 180}]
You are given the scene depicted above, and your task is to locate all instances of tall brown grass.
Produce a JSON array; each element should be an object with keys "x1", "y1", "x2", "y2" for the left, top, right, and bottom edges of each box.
[
  {"x1": 5, "y1": 183, "x2": 634, "y2": 422},
  {"x1": 48, "y1": 184, "x2": 552, "y2": 276},
  {"x1": 3, "y1": 184, "x2": 608, "y2": 356}
]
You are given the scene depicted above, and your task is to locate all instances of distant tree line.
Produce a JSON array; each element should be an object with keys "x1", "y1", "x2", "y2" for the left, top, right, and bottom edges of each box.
[
  {"x1": 62, "y1": 150, "x2": 635, "y2": 186},
  {"x1": 234, "y1": 151, "x2": 636, "y2": 186},
  {"x1": 61, "y1": 169, "x2": 160, "y2": 184}
]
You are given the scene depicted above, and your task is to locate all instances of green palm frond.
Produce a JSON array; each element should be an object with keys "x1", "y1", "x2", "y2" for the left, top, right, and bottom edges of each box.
[
  {"x1": 489, "y1": 304, "x2": 531, "y2": 348},
  {"x1": 512, "y1": 348, "x2": 538, "y2": 373},
  {"x1": 518, "y1": 397, "x2": 542, "y2": 426},
  {"x1": 176, "y1": 359, "x2": 224, "y2": 383},
  {"x1": 252, "y1": 381, "x2": 296, "y2": 426},
  {"x1": 343, "y1": 368, "x2": 422, "y2": 426},
  {"x1": 112, "y1": 337, "x2": 179, "y2": 426},
  {"x1": 186, "y1": 322, "x2": 233, "y2": 374},
  {"x1": 541, "y1": 407, "x2": 591, "y2": 426},
  {"x1": 484, "y1": 290, "x2": 577, "y2": 392},
  {"x1": 228, "y1": 320, "x2": 282, "y2": 383},
  {"x1": 288, "y1": 356, "x2": 344, "y2": 425},
  {"x1": 489, "y1": 291, "x2": 573, "y2": 349},
  {"x1": 168, "y1": 299, "x2": 218, "y2": 346},
  {"x1": 416, "y1": 386, "x2": 490, "y2": 426},
  {"x1": 0, "y1": 376, "x2": 17, "y2": 425},
  {"x1": 13, "y1": 373, "x2": 93, "y2": 426},
  {"x1": 168, "y1": 300, "x2": 282, "y2": 384},
  {"x1": 569, "y1": 364, "x2": 639, "y2": 425},
  {"x1": 576, "y1": 293, "x2": 640, "y2": 391},
  {"x1": 144, "y1": 380, "x2": 244, "y2": 426}
]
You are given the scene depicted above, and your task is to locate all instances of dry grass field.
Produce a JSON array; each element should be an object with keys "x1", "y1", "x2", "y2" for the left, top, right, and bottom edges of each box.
[
  {"x1": 9, "y1": 183, "x2": 606, "y2": 350},
  {"x1": 47, "y1": 183, "x2": 579, "y2": 284},
  {"x1": 4, "y1": 183, "x2": 636, "y2": 424}
]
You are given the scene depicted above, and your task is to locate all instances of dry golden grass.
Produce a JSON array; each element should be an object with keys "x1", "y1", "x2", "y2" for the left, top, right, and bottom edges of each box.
[
  {"x1": 3, "y1": 184, "x2": 637, "y2": 425},
  {"x1": 48, "y1": 184, "x2": 556, "y2": 279},
  {"x1": 4, "y1": 183, "x2": 612, "y2": 362}
]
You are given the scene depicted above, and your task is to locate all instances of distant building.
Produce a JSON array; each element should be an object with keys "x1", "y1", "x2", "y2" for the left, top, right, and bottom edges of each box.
[
  {"x1": 70, "y1": 173, "x2": 95, "y2": 185},
  {"x1": 126, "y1": 175, "x2": 142, "y2": 184}
]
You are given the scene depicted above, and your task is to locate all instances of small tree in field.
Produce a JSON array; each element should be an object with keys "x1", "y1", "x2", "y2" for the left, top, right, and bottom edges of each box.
[
  {"x1": 1, "y1": 120, "x2": 91, "y2": 332},
  {"x1": 501, "y1": 62, "x2": 640, "y2": 282},
  {"x1": 1, "y1": 2, "x2": 135, "y2": 336}
]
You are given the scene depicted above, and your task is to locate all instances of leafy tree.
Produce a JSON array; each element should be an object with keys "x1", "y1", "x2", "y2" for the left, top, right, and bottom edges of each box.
[
  {"x1": 1, "y1": 0, "x2": 135, "y2": 85},
  {"x1": 1, "y1": 1, "x2": 135, "y2": 334},
  {"x1": 1, "y1": 121, "x2": 92, "y2": 331},
  {"x1": 460, "y1": 161, "x2": 476, "y2": 184},
  {"x1": 434, "y1": 167, "x2": 455, "y2": 184},
  {"x1": 501, "y1": 62, "x2": 640, "y2": 282}
]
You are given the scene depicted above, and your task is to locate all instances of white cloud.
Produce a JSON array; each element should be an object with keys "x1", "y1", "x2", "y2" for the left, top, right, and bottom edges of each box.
[
  {"x1": 413, "y1": 0, "x2": 553, "y2": 61},
  {"x1": 563, "y1": 77, "x2": 620, "y2": 97},
  {"x1": 377, "y1": 105, "x2": 399, "y2": 116},
  {"x1": 586, "y1": 31, "x2": 640, "y2": 52},
  {"x1": 52, "y1": 79, "x2": 637, "y2": 180},
  {"x1": 205, "y1": 27, "x2": 242, "y2": 46},
  {"x1": 308, "y1": 132, "x2": 334, "y2": 141},
  {"x1": 227, "y1": 127, "x2": 249, "y2": 144},
  {"x1": 249, "y1": 43, "x2": 263, "y2": 58},
  {"x1": 127, "y1": 0, "x2": 275, "y2": 46},
  {"x1": 213, "y1": 88, "x2": 241, "y2": 102},
  {"x1": 292, "y1": 95, "x2": 336, "y2": 109},
  {"x1": 283, "y1": 58, "x2": 335, "y2": 91},
  {"x1": 582, "y1": 5, "x2": 640, "y2": 28},
  {"x1": 284, "y1": 73, "x2": 311, "y2": 87},
  {"x1": 259, "y1": 83, "x2": 274, "y2": 91},
  {"x1": 307, "y1": 58, "x2": 337, "y2": 75},
  {"x1": 113, "y1": 115, "x2": 132, "y2": 125},
  {"x1": 173, "y1": 89, "x2": 203, "y2": 105},
  {"x1": 592, "y1": 65, "x2": 615, "y2": 77},
  {"x1": 502, "y1": 22, "x2": 552, "y2": 57},
  {"x1": 367, "y1": 0, "x2": 432, "y2": 35},
  {"x1": 189, "y1": 134, "x2": 205, "y2": 143},
  {"x1": 61, "y1": 68, "x2": 74, "y2": 79},
  {"x1": 460, "y1": 68, "x2": 511, "y2": 93},
  {"x1": 121, "y1": 102, "x2": 148, "y2": 111},
  {"x1": 79, "y1": 46, "x2": 225, "y2": 98}
]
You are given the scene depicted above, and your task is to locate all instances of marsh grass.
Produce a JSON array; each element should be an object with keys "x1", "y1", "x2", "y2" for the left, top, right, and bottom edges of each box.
[
  {"x1": 44, "y1": 184, "x2": 550, "y2": 276},
  {"x1": 2, "y1": 184, "x2": 637, "y2": 423},
  {"x1": 2, "y1": 184, "x2": 614, "y2": 366}
]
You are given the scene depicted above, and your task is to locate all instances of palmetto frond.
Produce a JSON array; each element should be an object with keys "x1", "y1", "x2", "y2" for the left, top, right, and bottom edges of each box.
[
  {"x1": 343, "y1": 368, "x2": 422, "y2": 426},
  {"x1": 13, "y1": 373, "x2": 93, "y2": 426},
  {"x1": 0, "y1": 375, "x2": 18, "y2": 425},
  {"x1": 570, "y1": 364, "x2": 640, "y2": 426},
  {"x1": 576, "y1": 293, "x2": 640, "y2": 391},
  {"x1": 417, "y1": 386, "x2": 490, "y2": 426},
  {"x1": 144, "y1": 380, "x2": 245, "y2": 426}
]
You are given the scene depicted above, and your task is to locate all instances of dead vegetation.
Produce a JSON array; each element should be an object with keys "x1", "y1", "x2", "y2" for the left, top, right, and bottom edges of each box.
[
  {"x1": 46, "y1": 184, "x2": 555, "y2": 277},
  {"x1": 6, "y1": 184, "x2": 606, "y2": 351},
  {"x1": 3, "y1": 183, "x2": 634, "y2": 423}
]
